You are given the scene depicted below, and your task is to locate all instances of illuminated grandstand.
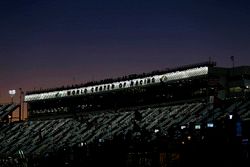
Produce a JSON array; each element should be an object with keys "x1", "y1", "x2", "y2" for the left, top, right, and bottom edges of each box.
[{"x1": 0, "y1": 61, "x2": 250, "y2": 167}]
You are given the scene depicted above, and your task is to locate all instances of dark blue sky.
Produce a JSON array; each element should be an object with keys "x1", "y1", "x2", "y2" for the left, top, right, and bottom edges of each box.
[{"x1": 1, "y1": 0, "x2": 250, "y2": 103}]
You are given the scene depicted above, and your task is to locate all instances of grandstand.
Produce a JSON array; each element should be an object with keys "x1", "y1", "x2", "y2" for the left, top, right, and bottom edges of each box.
[{"x1": 0, "y1": 61, "x2": 250, "y2": 167}]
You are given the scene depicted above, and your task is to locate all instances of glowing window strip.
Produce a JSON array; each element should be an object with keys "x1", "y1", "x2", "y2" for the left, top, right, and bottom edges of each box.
[{"x1": 24, "y1": 66, "x2": 208, "y2": 102}]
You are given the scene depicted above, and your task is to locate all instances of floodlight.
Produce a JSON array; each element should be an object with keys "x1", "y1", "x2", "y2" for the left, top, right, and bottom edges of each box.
[{"x1": 9, "y1": 89, "x2": 16, "y2": 96}]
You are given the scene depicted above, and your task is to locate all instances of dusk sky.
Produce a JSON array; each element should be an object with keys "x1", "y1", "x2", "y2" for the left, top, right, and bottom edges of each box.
[{"x1": 1, "y1": 0, "x2": 250, "y2": 103}]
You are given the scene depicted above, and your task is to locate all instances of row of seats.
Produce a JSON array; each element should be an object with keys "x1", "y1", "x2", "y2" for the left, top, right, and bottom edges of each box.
[
  {"x1": 0, "y1": 103, "x2": 19, "y2": 120},
  {"x1": 0, "y1": 100, "x2": 249, "y2": 158}
]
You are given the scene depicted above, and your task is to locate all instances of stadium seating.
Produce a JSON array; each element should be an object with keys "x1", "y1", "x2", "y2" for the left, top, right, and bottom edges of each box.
[
  {"x1": 1, "y1": 100, "x2": 249, "y2": 159},
  {"x1": 0, "y1": 103, "x2": 19, "y2": 121}
]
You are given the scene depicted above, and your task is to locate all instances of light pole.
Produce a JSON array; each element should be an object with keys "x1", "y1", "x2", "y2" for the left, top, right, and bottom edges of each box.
[
  {"x1": 9, "y1": 89, "x2": 16, "y2": 104},
  {"x1": 19, "y1": 88, "x2": 24, "y2": 121},
  {"x1": 8, "y1": 89, "x2": 16, "y2": 123}
]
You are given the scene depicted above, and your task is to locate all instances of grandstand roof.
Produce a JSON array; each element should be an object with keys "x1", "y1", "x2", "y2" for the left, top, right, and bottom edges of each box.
[{"x1": 26, "y1": 61, "x2": 216, "y2": 95}]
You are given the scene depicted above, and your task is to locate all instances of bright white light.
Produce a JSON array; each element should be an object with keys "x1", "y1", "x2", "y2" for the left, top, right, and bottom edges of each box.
[
  {"x1": 229, "y1": 114, "x2": 233, "y2": 120},
  {"x1": 181, "y1": 125, "x2": 186, "y2": 129},
  {"x1": 207, "y1": 123, "x2": 214, "y2": 128},
  {"x1": 187, "y1": 136, "x2": 191, "y2": 140},
  {"x1": 8, "y1": 90, "x2": 16, "y2": 96},
  {"x1": 195, "y1": 125, "x2": 201, "y2": 129},
  {"x1": 154, "y1": 129, "x2": 159, "y2": 133}
]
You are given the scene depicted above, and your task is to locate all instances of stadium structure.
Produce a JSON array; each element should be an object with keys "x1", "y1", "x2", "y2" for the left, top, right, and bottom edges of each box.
[{"x1": 0, "y1": 61, "x2": 250, "y2": 167}]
